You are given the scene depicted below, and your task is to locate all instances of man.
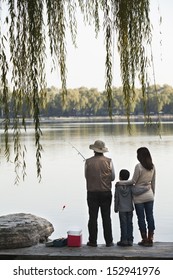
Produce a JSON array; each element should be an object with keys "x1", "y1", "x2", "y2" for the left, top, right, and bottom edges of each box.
[{"x1": 85, "y1": 140, "x2": 115, "y2": 247}]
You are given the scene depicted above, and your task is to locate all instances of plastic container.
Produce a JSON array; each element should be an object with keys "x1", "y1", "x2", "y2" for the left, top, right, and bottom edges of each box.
[{"x1": 67, "y1": 230, "x2": 82, "y2": 247}]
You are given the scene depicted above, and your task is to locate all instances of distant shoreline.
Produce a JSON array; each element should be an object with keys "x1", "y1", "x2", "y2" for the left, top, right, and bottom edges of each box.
[
  {"x1": 39, "y1": 115, "x2": 173, "y2": 123},
  {"x1": 1, "y1": 115, "x2": 173, "y2": 125}
]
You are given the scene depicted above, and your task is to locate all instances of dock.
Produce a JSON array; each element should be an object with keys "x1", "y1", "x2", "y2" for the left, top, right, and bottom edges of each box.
[{"x1": 0, "y1": 242, "x2": 173, "y2": 260}]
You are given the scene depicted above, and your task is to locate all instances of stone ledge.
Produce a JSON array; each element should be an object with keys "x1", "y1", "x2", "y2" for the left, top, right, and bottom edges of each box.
[{"x1": 0, "y1": 242, "x2": 173, "y2": 260}]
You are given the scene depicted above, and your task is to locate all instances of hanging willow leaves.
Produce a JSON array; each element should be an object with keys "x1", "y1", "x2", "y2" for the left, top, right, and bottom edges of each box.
[
  {"x1": 0, "y1": 0, "x2": 154, "y2": 182},
  {"x1": 114, "y1": 0, "x2": 152, "y2": 125},
  {"x1": 103, "y1": 1, "x2": 113, "y2": 117}
]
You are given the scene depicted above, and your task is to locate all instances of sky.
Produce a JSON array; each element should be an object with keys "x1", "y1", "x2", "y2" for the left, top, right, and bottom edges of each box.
[{"x1": 46, "y1": 0, "x2": 173, "y2": 90}]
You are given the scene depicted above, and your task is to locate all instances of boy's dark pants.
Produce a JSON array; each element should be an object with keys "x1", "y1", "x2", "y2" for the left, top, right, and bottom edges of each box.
[{"x1": 119, "y1": 211, "x2": 133, "y2": 242}]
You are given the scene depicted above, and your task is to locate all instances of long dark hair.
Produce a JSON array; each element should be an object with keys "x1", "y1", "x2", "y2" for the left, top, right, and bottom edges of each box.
[{"x1": 137, "y1": 147, "x2": 154, "y2": 170}]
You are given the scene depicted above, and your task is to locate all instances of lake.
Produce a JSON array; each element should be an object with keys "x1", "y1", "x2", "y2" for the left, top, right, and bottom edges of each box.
[{"x1": 0, "y1": 120, "x2": 173, "y2": 244}]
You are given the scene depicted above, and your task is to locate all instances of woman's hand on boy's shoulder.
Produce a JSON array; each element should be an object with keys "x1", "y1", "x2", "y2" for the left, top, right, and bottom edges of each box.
[{"x1": 115, "y1": 181, "x2": 126, "y2": 187}]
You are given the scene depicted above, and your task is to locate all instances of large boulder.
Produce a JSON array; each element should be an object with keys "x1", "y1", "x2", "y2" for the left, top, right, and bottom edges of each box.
[{"x1": 0, "y1": 213, "x2": 54, "y2": 249}]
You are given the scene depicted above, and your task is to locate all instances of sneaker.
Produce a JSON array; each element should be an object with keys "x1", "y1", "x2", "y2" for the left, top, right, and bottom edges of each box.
[
  {"x1": 87, "y1": 241, "x2": 97, "y2": 247},
  {"x1": 117, "y1": 240, "x2": 129, "y2": 246},
  {"x1": 106, "y1": 242, "x2": 114, "y2": 247}
]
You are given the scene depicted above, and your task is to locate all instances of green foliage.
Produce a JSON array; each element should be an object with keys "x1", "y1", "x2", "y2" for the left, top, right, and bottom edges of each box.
[
  {"x1": 37, "y1": 85, "x2": 173, "y2": 117},
  {"x1": 0, "y1": 0, "x2": 155, "y2": 182}
]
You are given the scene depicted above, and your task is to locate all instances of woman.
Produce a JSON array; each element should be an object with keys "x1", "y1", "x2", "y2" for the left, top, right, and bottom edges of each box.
[{"x1": 118, "y1": 147, "x2": 156, "y2": 246}]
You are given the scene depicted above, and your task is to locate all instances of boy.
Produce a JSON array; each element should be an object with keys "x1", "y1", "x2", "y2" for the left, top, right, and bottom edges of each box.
[{"x1": 114, "y1": 169, "x2": 134, "y2": 246}]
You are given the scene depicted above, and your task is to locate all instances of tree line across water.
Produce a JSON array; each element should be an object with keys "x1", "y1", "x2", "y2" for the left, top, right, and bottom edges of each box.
[
  {"x1": 41, "y1": 84, "x2": 173, "y2": 117},
  {"x1": 1, "y1": 84, "x2": 173, "y2": 118}
]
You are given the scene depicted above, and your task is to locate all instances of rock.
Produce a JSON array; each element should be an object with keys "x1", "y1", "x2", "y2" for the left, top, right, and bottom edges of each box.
[{"x1": 0, "y1": 213, "x2": 54, "y2": 249}]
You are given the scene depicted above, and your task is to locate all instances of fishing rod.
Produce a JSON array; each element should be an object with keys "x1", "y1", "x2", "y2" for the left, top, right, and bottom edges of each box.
[{"x1": 67, "y1": 142, "x2": 86, "y2": 161}]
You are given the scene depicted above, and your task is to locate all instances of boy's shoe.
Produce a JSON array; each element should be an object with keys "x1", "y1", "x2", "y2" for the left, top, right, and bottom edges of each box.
[
  {"x1": 117, "y1": 240, "x2": 129, "y2": 246},
  {"x1": 106, "y1": 242, "x2": 114, "y2": 247},
  {"x1": 87, "y1": 241, "x2": 97, "y2": 247}
]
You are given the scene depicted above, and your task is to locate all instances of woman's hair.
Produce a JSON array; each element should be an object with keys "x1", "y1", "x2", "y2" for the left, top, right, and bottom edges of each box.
[{"x1": 137, "y1": 147, "x2": 154, "y2": 170}]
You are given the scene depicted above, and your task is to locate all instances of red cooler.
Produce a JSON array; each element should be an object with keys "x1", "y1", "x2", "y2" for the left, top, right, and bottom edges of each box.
[{"x1": 67, "y1": 230, "x2": 82, "y2": 247}]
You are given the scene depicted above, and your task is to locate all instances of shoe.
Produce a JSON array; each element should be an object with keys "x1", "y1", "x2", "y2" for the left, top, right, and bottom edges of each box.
[
  {"x1": 128, "y1": 241, "x2": 133, "y2": 246},
  {"x1": 87, "y1": 241, "x2": 97, "y2": 247},
  {"x1": 148, "y1": 231, "x2": 154, "y2": 246},
  {"x1": 106, "y1": 242, "x2": 114, "y2": 247},
  {"x1": 138, "y1": 240, "x2": 150, "y2": 247},
  {"x1": 138, "y1": 240, "x2": 153, "y2": 247},
  {"x1": 117, "y1": 240, "x2": 129, "y2": 246},
  {"x1": 147, "y1": 240, "x2": 153, "y2": 247}
]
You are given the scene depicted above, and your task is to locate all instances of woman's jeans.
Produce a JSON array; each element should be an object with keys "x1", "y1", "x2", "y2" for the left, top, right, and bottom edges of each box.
[
  {"x1": 135, "y1": 201, "x2": 155, "y2": 233},
  {"x1": 119, "y1": 211, "x2": 133, "y2": 242},
  {"x1": 87, "y1": 191, "x2": 113, "y2": 244}
]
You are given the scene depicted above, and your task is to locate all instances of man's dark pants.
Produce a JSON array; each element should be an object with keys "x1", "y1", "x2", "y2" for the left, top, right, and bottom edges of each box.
[{"x1": 87, "y1": 191, "x2": 113, "y2": 245}]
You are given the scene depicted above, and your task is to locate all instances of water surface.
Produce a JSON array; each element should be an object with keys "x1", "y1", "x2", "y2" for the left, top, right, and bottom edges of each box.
[{"x1": 0, "y1": 121, "x2": 172, "y2": 243}]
